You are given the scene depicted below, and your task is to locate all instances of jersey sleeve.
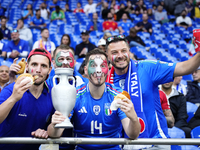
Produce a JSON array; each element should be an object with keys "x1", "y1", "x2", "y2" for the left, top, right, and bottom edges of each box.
[{"x1": 139, "y1": 60, "x2": 176, "y2": 85}]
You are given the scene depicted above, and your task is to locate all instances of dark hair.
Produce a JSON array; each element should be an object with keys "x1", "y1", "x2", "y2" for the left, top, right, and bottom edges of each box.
[
  {"x1": 130, "y1": 27, "x2": 137, "y2": 33},
  {"x1": 17, "y1": 18, "x2": 24, "y2": 24},
  {"x1": 36, "y1": 9, "x2": 40, "y2": 12},
  {"x1": 61, "y1": 34, "x2": 71, "y2": 46},
  {"x1": 53, "y1": 44, "x2": 75, "y2": 59},
  {"x1": 40, "y1": 28, "x2": 48, "y2": 33},
  {"x1": 84, "y1": 48, "x2": 108, "y2": 66},
  {"x1": 1, "y1": 16, "x2": 7, "y2": 20}
]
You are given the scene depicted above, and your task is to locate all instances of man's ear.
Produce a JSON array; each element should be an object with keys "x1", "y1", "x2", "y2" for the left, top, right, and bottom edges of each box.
[
  {"x1": 52, "y1": 60, "x2": 56, "y2": 68},
  {"x1": 25, "y1": 62, "x2": 28, "y2": 73},
  {"x1": 84, "y1": 65, "x2": 88, "y2": 76}
]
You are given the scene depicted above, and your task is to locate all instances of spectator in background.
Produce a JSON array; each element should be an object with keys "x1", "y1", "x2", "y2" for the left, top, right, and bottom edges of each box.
[
  {"x1": 87, "y1": 12, "x2": 103, "y2": 32},
  {"x1": 0, "y1": 16, "x2": 11, "y2": 40},
  {"x1": 102, "y1": 1, "x2": 110, "y2": 20},
  {"x1": 97, "y1": 38, "x2": 106, "y2": 52},
  {"x1": 40, "y1": 2, "x2": 50, "y2": 20},
  {"x1": 172, "y1": 76, "x2": 187, "y2": 96},
  {"x1": 64, "y1": 3, "x2": 72, "y2": 12},
  {"x1": 154, "y1": 5, "x2": 169, "y2": 24},
  {"x1": 110, "y1": 0, "x2": 120, "y2": 13},
  {"x1": 29, "y1": 9, "x2": 46, "y2": 29},
  {"x1": 135, "y1": 0, "x2": 147, "y2": 16},
  {"x1": 186, "y1": 66, "x2": 200, "y2": 105},
  {"x1": 186, "y1": 0, "x2": 194, "y2": 14},
  {"x1": 159, "y1": 90, "x2": 175, "y2": 128},
  {"x1": 118, "y1": 13, "x2": 132, "y2": 34},
  {"x1": 176, "y1": 10, "x2": 192, "y2": 29},
  {"x1": 174, "y1": 0, "x2": 186, "y2": 17},
  {"x1": 16, "y1": 18, "x2": 33, "y2": 51},
  {"x1": 51, "y1": 5, "x2": 65, "y2": 22},
  {"x1": 116, "y1": 3, "x2": 131, "y2": 21},
  {"x1": 75, "y1": 30, "x2": 96, "y2": 59},
  {"x1": 110, "y1": 7, "x2": 117, "y2": 21},
  {"x1": 125, "y1": 0, "x2": 135, "y2": 14},
  {"x1": 60, "y1": 34, "x2": 71, "y2": 47},
  {"x1": 0, "y1": 65, "x2": 9, "y2": 93},
  {"x1": 84, "y1": 0, "x2": 104, "y2": 16},
  {"x1": 73, "y1": 2, "x2": 84, "y2": 13},
  {"x1": 32, "y1": 28, "x2": 56, "y2": 57},
  {"x1": 191, "y1": 2, "x2": 200, "y2": 19},
  {"x1": 160, "y1": 82, "x2": 191, "y2": 138},
  {"x1": 126, "y1": 27, "x2": 146, "y2": 48},
  {"x1": 49, "y1": 0, "x2": 58, "y2": 12},
  {"x1": 103, "y1": 12, "x2": 119, "y2": 32},
  {"x1": 22, "y1": 4, "x2": 34, "y2": 24},
  {"x1": 1, "y1": 29, "x2": 29, "y2": 61},
  {"x1": 134, "y1": 13, "x2": 153, "y2": 34},
  {"x1": 147, "y1": 8, "x2": 154, "y2": 20}
]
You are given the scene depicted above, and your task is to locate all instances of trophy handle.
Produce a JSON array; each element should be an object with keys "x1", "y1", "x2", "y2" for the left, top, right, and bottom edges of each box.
[
  {"x1": 53, "y1": 75, "x2": 59, "y2": 87},
  {"x1": 68, "y1": 76, "x2": 75, "y2": 87}
]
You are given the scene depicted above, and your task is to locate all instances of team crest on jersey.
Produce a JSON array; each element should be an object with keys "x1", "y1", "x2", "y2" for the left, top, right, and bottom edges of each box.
[
  {"x1": 119, "y1": 79, "x2": 125, "y2": 90},
  {"x1": 93, "y1": 105, "x2": 101, "y2": 115},
  {"x1": 105, "y1": 103, "x2": 112, "y2": 116}
]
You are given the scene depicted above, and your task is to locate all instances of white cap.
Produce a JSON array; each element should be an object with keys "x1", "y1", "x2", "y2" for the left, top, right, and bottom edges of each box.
[{"x1": 98, "y1": 38, "x2": 106, "y2": 46}]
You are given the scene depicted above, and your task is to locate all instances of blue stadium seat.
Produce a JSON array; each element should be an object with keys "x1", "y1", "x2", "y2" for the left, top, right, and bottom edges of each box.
[
  {"x1": 168, "y1": 127, "x2": 185, "y2": 138},
  {"x1": 182, "y1": 74, "x2": 193, "y2": 81},
  {"x1": 191, "y1": 126, "x2": 200, "y2": 138},
  {"x1": 186, "y1": 102, "x2": 198, "y2": 122}
]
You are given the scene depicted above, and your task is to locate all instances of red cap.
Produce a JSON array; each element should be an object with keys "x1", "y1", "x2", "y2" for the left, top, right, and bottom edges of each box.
[{"x1": 27, "y1": 48, "x2": 52, "y2": 62}]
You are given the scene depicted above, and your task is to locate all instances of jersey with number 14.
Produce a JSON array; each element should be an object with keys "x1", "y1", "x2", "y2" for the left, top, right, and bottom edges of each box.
[{"x1": 73, "y1": 83, "x2": 127, "y2": 150}]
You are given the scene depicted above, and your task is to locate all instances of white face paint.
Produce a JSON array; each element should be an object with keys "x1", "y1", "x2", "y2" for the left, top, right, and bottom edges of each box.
[
  {"x1": 60, "y1": 51, "x2": 72, "y2": 65},
  {"x1": 94, "y1": 56, "x2": 103, "y2": 77}
]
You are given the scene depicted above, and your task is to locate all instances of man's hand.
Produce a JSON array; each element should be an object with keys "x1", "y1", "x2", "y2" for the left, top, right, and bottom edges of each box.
[
  {"x1": 31, "y1": 129, "x2": 48, "y2": 139},
  {"x1": 10, "y1": 58, "x2": 21, "y2": 74},
  {"x1": 9, "y1": 50, "x2": 20, "y2": 58},
  {"x1": 11, "y1": 76, "x2": 32, "y2": 102},
  {"x1": 51, "y1": 111, "x2": 66, "y2": 126}
]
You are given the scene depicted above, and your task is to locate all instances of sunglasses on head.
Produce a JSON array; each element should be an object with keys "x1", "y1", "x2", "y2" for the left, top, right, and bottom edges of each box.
[
  {"x1": 11, "y1": 29, "x2": 18, "y2": 33},
  {"x1": 106, "y1": 35, "x2": 126, "y2": 45}
]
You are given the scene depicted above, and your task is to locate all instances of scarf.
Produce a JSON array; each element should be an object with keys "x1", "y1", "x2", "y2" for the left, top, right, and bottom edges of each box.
[
  {"x1": 39, "y1": 39, "x2": 51, "y2": 52},
  {"x1": 106, "y1": 59, "x2": 149, "y2": 138}
]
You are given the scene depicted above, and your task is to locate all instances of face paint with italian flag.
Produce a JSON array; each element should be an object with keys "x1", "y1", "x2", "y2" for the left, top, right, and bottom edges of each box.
[
  {"x1": 88, "y1": 56, "x2": 108, "y2": 83},
  {"x1": 55, "y1": 51, "x2": 74, "y2": 68}
]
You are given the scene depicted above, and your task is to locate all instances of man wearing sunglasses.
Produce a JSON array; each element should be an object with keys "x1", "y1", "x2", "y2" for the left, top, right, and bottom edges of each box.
[
  {"x1": 1, "y1": 29, "x2": 29, "y2": 62},
  {"x1": 106, "y1": 34, "x2": 200, "y2": 150}
]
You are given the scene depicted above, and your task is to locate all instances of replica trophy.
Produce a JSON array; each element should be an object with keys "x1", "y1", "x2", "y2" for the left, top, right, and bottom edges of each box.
[{"x1": 51, "y1": 68, "x2": 76, "y2": 128}]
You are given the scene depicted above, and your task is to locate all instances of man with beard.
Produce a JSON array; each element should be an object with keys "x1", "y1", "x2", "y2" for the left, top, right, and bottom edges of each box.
[
  {"x1": 105, "y1": 34, "x2": 200, "y2": 150},
  {"x1": 176, "y1": 10, "x2": 192, "y2": 29},
  {"x1": 1, "y1": 29, "x2": 29, "y2": 61},
  {"x1": 47, "y1": 48, "x2": 140, "y2": 150},
  {"x1": 0, "y1": 48, "x2": 54, "y2": 150}
]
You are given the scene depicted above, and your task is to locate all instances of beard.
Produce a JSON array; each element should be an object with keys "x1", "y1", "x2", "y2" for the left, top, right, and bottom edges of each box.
[
  {"x1": 111, "y1": 56, "x2": 129, "y2": 70},
  {"x1": 89, "y1": 73, "x2": 107, "y2": 87}
]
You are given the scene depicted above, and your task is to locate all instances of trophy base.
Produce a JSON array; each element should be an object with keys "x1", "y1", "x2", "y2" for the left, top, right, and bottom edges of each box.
[{"x1": 55, "y1": 121, "x2": 73, "y2": 129}]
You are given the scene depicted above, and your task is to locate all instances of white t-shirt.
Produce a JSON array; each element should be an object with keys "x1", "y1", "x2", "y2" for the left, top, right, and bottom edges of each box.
[
  {"x1": 32, "y1": 40, "x2": 56, "y2": 53},
  {"x1": 40, "y1": 9, "x2": 49, "y2": 20},
  {"x1": 84, "y1": 3, "x2": 97, "y2": 16},
  {"x1": 176, "y1": 16, "x2": 192, "y2": 25}
]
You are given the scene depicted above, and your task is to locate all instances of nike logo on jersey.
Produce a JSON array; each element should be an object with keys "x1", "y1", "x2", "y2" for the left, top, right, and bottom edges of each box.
[{"x1": 78, "y1": 107, "x2": 87, "y2": 113}]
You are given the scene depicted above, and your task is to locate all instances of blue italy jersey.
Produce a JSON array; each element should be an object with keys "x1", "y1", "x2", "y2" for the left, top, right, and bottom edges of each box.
[
  {"x1": 31, "y1": 16, "x2": 45, "y2": 25},
  {"x1": 0, "y1": 82, "x2": 54, "y2": 150},
  {"x1": 73, "y1": 83, "x2": 127, "y2": 150},
  {"x1": 113, "y1": 60, "x2": 176, "y2": 138},
  {"x1": 118, "y1": 21, "x2": 133, "y2": 32}
]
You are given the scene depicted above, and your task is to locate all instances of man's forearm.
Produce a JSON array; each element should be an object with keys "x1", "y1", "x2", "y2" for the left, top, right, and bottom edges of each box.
[{"x1": 47, "y1": 123, "x2": 64, "y2": 138}]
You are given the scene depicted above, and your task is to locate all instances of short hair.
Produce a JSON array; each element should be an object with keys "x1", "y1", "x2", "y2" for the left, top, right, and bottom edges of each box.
[
  {"x1": 130, "y1": 27, "x2": 137, "y2": 33},
  {"x1": 61, "y1": 34, "x2": 71, "y2": 46},
  {"x1": 40, "y1": 28, "x2": 48, "y2": 33},
  {"x1": 17, "y1": 18, "x2": 24, "y2": 23},
  {"x1": 84, "y1": 48, "x2": 108, "y2": 66},
  {"x1": 53, "y1": 44, "x2": 75, "y2": 59},
  {"x1": 1, "y1": 16, "x2": 7, "y2": 20}
]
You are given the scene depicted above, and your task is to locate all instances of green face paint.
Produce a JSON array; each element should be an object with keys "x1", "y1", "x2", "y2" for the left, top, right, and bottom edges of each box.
[
  {"x1": 88, "y1": 59, "x2": 96, "y2": 77},
  {"x1": 55, "y1": 51, "x2": 62, "y2": 67}
]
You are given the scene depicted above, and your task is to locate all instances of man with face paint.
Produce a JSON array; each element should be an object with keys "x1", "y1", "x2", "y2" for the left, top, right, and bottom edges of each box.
[
  {"x1": 47, "y1": 48, "x2": 141, "y2": 150},
  {"x1": 106, "y1": 34, "x2": 200, "y2": 150},
  {"x1": 46, "y1": 44, "x2": 88, "y2": 88}
]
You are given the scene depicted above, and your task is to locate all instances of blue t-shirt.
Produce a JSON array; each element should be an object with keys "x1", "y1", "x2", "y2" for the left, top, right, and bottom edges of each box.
[
  {"x1": 30, "y1": 16, "x2": 45, "y2": 26},
  {"x1": 136, "y1": 21, "x2": 152, "y2": 32},
  {"x1": 3, "y1": 39, "x2": 29, "y2": 53},
  {"x1": 86, "y1": 21, "x2": 103, "y2": 32},
  {"x1": 118, "y1": 21, "x2": 133, "y2": 32},
  {"x1": 0, "y1": 27, "x2": 11, "y2": 40},
  {"x1": 0, "y1": 82, "x2": 54, "y2": 150},
  {"x1": 113, "y1": 60, "x2": 176, "y2": 138},
  {"x1": 73, "y1": 83, "x2": 126, "y2": 150}
]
